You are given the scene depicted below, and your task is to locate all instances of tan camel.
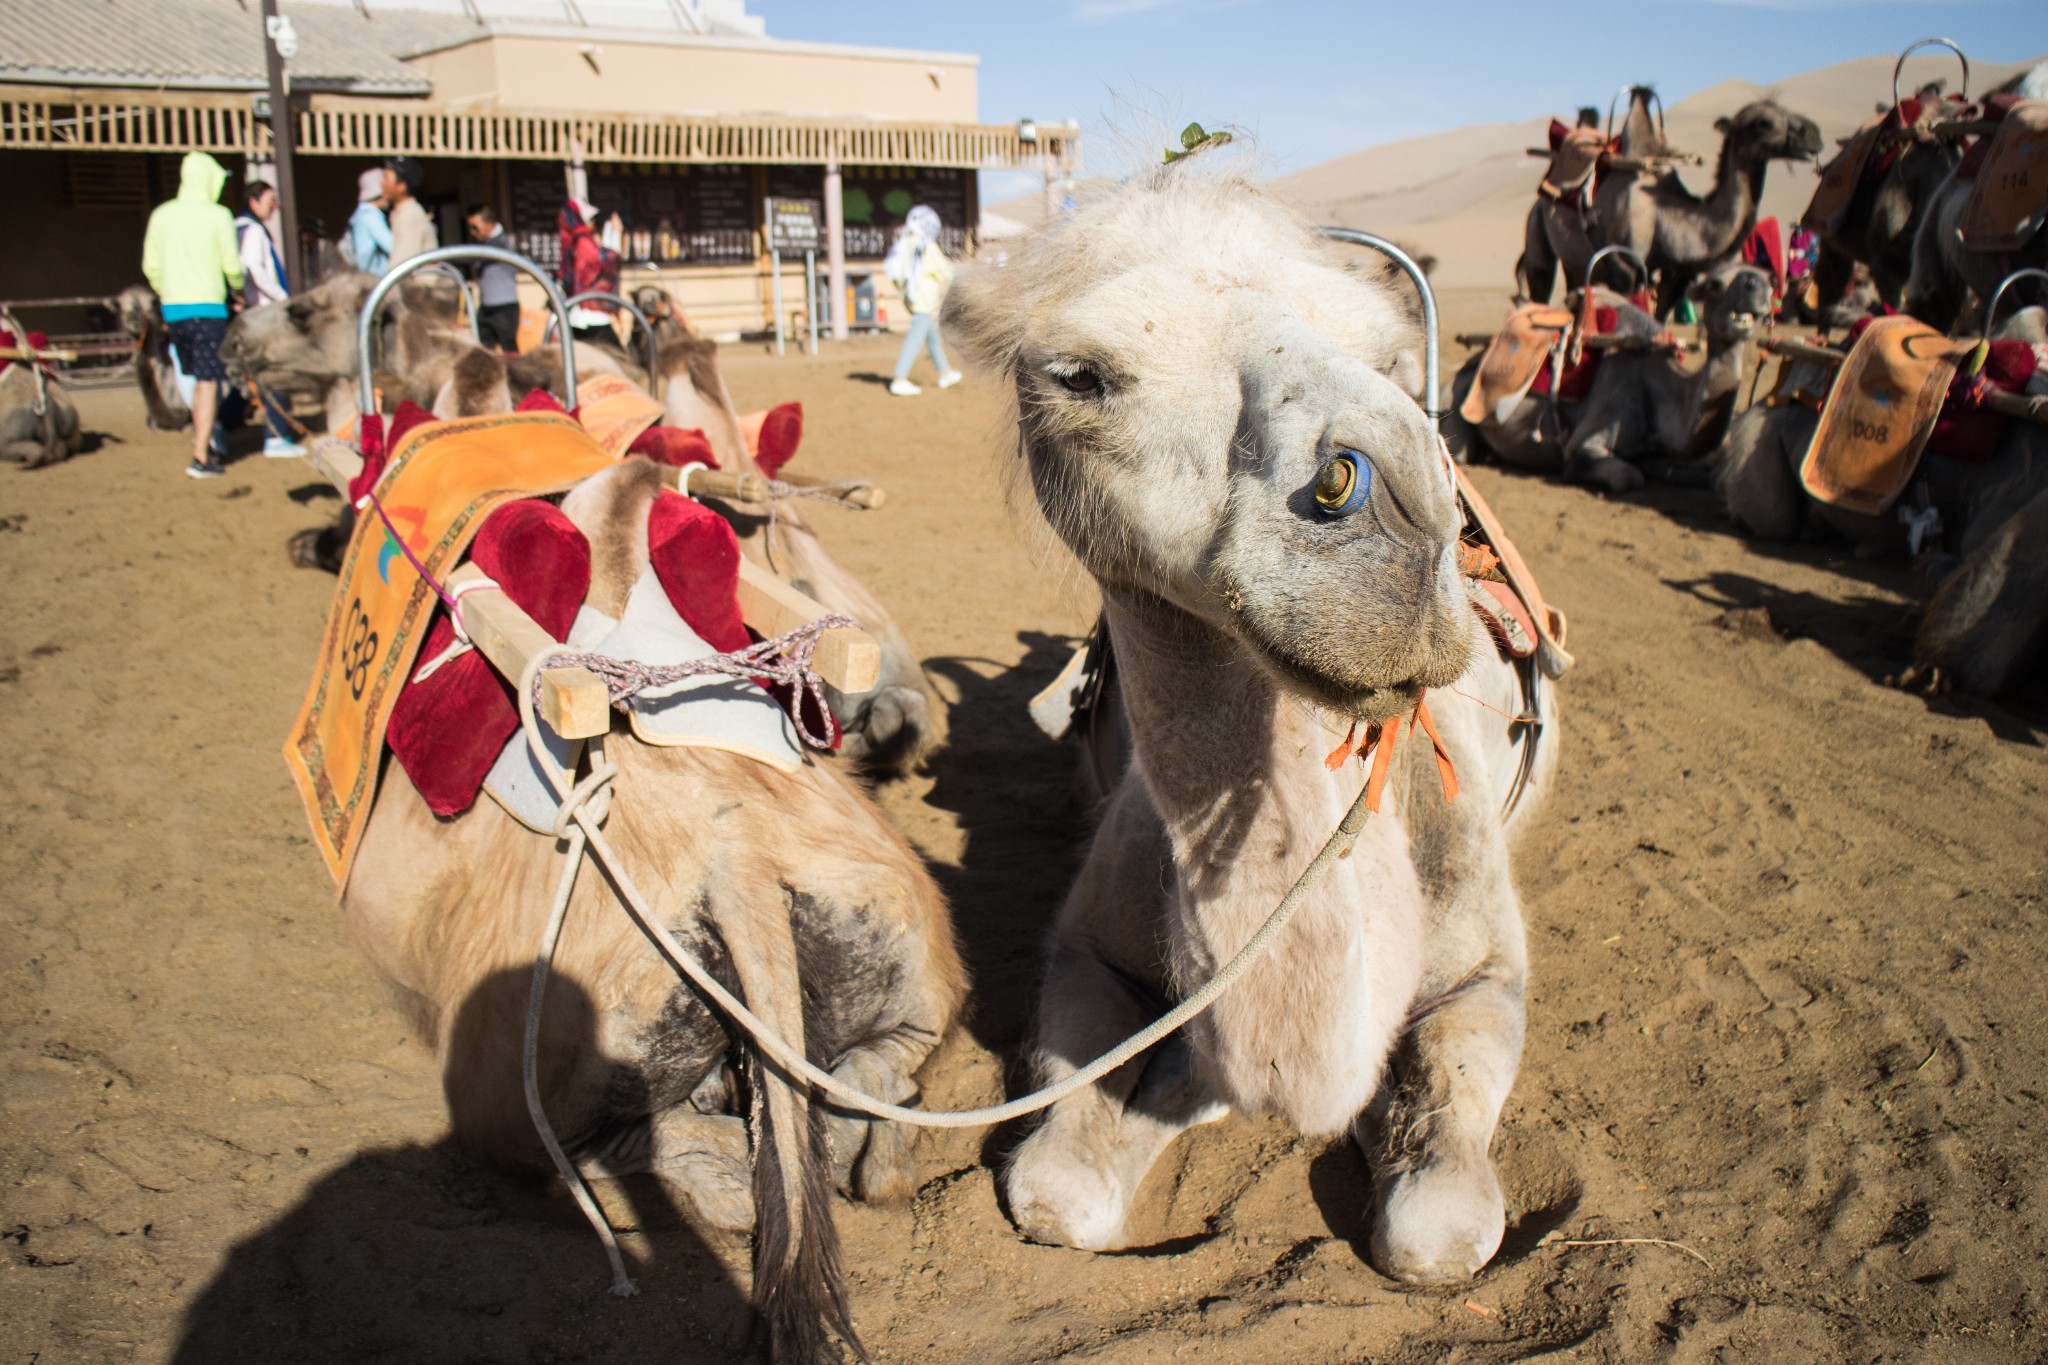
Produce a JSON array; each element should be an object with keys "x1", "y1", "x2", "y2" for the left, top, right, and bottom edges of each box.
[
  {"x1": 942, "y1": 160, "x2": 1560, "y2": 1281},
  {"x1": 224, "y1": 276, "x2": 938, "y2": 770},
  {"x1": 1594, "y1": 99, "x2": 1822, "y2": 316},
  {"x1": 340, "y1": 456, "x2": 964, "y2": 1361},
  {"x1": 1562, "y1": 264, "x2": 1774, "y2": 491},
  {"x1": 0, "y1": 363, "x2": 79, "y2": 468}
]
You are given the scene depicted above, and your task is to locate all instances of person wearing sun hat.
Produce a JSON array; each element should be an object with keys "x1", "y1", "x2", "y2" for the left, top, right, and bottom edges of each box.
[{"x1": 348, "y1": 168, "x2": 393, "y2": 275}]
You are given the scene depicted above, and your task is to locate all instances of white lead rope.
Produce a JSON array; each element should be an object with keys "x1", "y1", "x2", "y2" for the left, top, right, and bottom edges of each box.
[{"x1": 514, "y1": 645, "x2": 1376, "y2": 1132}]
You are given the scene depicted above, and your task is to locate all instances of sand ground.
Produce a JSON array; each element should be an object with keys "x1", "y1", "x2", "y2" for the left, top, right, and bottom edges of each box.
[{"x1": 3, "y1": 332, "x2": 2045, "y2": 1363}]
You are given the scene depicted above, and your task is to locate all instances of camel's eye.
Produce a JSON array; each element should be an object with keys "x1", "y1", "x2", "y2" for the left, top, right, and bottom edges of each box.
[
  {"x1": 1314, "y1": 452, "x2": 1372, "y2": 517},
  {"x1": 1055, "y1": 365, "x2": 1102, "y2": 396}
]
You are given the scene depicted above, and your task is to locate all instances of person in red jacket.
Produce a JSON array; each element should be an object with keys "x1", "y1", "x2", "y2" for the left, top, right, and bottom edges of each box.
[{"x1": 557, "y1": 198, "x2": 622, "y2": 347}]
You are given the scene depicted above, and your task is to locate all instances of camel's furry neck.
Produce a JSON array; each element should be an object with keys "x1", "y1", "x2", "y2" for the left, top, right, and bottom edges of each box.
[
  {"x1": 1641, "y1": 323, "x2": 1759, "y2": 458},
  {"x1": 1098, "y1": 584, "x2": 1419, "y2": 1133},
  {"x1": 1658, "y1": 132, "x2": 1768, "y2": 261}
]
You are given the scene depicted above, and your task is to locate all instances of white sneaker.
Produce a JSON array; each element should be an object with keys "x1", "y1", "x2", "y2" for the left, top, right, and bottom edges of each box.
[
  {"x1": 936, "y1": 370, "x2": 964, "y2": 389},
  {"x1": 263, "y1": 436, "x2": 307, "y2": 458},
  {"x1": 888, "y1": 378, "x2": 921, "y2": 396}
]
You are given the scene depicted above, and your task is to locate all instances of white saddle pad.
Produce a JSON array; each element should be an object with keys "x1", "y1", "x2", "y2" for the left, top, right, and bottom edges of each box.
[{"x1": 481, "y1": 571, "x2": 801, "y2": 830}]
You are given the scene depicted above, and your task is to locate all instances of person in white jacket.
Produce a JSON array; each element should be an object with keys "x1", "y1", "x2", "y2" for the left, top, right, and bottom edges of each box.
[
  {"x1": 233, "y1": 181, "x2": 304, "y2": 457},
  {"x1": 886, "y1": 205, "x2": 962, "y2": 396}
]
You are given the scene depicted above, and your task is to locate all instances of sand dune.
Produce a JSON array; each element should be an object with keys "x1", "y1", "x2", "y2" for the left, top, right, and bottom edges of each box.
[{"x1": 1272, "y1": 50, "x2": 2047, "y2": 291}]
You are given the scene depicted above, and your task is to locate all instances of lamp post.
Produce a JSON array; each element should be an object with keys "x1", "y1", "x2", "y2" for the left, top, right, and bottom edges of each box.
[{"x1": 259, "y1": 0, "x2": 302, "y2": 288}]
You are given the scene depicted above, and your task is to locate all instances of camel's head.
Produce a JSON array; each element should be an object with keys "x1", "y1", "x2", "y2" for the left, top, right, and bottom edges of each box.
[
  {"x1": 1715, "y1": 100, "x2": 1823, "y2": 164},
  {"x1": 945, "y1": 169, "x2": 1472, "y2": 721},
  {"x1": 221, "y1": 271, "x2": 463, "y2": 397},
  {"x1": 1690, "y1": 265, "x2": 1775, "y2": 347}
]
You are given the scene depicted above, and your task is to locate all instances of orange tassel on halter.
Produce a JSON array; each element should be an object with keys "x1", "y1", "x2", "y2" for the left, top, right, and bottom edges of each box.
[{"x1": 1321, "y1": 693, "x2": 1460, "y2": 813}]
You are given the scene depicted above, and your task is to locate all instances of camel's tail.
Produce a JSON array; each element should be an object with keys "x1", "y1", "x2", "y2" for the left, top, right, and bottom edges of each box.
[{"x1": 710, "y1": 879, "x2": 863, "y2": 1364}]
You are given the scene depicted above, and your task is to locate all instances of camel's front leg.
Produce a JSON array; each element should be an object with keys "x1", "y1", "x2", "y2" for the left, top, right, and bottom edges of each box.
[
  {"x1": 1362, "y1": 960, "x2": 1526, "y2": 1283},
  {"x1": 1005, "y1": 947, "x2": 1227, "y2": 1251}
]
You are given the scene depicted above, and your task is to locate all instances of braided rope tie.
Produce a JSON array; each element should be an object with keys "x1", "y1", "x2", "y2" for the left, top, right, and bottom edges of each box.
[
  {"x1": 510, "y1": 638, "x2": 1376, "y2": 1292},
  {"x1": 536, "y1": 611, "x2": 857, "y2": 750}
]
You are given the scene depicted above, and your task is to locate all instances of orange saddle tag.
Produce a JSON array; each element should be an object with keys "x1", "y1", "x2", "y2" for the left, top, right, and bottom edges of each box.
[
  {"x1": 1801, "y1": 317, "x2": 1971, "y2": 516},
  {"x1": 1962, "y1": 101, "x2": 2048, "y2": 251},
  {"x1": 282, "y1": 411, "x2": 618, "y2": 887},
  {"x1": 1460, "y1": 305, "x2": 1573, "y2": 426}
]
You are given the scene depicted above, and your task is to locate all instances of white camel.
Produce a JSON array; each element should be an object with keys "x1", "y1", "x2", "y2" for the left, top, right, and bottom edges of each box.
[{"x1": 943, "y1": 159, "x2": 1560, "y2": 1282}]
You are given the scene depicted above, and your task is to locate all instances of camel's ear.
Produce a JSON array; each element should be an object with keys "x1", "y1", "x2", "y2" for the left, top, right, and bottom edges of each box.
[
  {"x1": 1714, "y1": 116, "x2": 1732, "y2": 134},
  {"x1": 940, "y1": 262, "x2": 1024, "y2": 377}
]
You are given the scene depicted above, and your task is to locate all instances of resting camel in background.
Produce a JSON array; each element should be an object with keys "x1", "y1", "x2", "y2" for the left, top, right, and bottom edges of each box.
[
  {"x1": 944, "y1": 155, "x2": 1559, "y2": 1281},
  {"x1": 1562, "y1": 264, "x2": 1774, "y2": 492},
  {"x1": 1904, "y1": 62, "x2": 2048, "y2": 331},
  {"x1": 222, "y1": 271, "x2": 940, "y2": 772},
  {"x1": 341, "y1": 456, "x2": 964, "y2": 1363},
  {"x1": 1717, "y1": 306, "x2": 2048, "y2": 698}
]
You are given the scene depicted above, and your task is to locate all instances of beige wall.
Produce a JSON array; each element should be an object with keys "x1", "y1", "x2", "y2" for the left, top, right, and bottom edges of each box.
[{"x1": 409, "y1": 35, "x2": 977, "y2": 123}]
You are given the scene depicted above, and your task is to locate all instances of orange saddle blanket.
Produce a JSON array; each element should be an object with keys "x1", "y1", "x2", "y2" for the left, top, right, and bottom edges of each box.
[
  {"x1": 283, "y1": 410, "x2": 617, "y2": 885},
  {"x1": 1801, "y1": 316, "x2": 1972, "y2": 516},
  {"x1": 1962, "y1": 100, "x2": 2048, "y2": 251},
  {"x1": 1460, "y1": 305, "x2": 1574, "y2": 426}
]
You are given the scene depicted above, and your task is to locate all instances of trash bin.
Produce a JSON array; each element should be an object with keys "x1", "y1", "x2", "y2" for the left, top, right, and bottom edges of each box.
[{"x1": 850, "y1": 274, "x2": 878, "y2": 330}]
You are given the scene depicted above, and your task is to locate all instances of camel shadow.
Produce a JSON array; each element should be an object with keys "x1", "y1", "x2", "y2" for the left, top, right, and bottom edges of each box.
[
  {"x1": 920, "y1": 631, "x2": 1096, "y2": 1062},
  {"x1": 170, "y1": 970, "x2": 755, "y2": 1364},
  {"x1": 1661, "y1": 569, "x2": 1917, "y2": 683}
]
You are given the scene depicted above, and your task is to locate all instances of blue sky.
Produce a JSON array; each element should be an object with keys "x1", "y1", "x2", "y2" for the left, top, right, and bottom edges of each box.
[{"x1": 753, "y1": 0, "x2": 2048, "y2": 200}]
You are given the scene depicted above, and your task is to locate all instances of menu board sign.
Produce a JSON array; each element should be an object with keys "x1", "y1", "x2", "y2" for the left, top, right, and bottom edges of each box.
[{"x1": 765, "y1": 197, "x2": 822, "y2": 253}]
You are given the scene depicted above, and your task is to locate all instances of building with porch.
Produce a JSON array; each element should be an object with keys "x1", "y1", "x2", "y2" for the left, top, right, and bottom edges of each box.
[{"x1": 0, "y1": 0, "x2": 1078, "y2": 338}]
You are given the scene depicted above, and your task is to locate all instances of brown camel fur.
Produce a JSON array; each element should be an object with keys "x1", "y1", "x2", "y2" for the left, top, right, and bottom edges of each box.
[
  {"x1": 340, "y1": 456, "x2": 964, "y2": 1362},
  {"x1": 1594, "y1": 99, "x2": 1823, "y2": 317}
]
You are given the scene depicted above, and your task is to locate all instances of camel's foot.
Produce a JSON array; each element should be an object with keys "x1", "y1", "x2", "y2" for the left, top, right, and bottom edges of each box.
[
  {"x1": 1572, "y1": 455, "x2": 1646, "y2": 495},
  {"x1": 839, "y1": 683, "x2": 934, "y2": 774},
  {"x1": 1006, "y1": 1140, "x2": 1134, "y2": 1251},
  {"x1": 1004, "y1": 1040, "x2": 1228, "y2": 1251},
  {"x1": 582, "y1": 1111, "x2": 754, "y2": 1235},
  {"x1": 1, "y1": 440, "x2": 41, "y2": 465},
  {"x1": 1367, "y1": 1150, "x2": 1505, "y2": 1285}
]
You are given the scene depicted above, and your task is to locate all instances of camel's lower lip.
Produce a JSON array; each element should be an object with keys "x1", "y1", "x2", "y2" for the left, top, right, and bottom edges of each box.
[{"x1": 1237, "y1": 621, "x2": 1428, "y2": 720}]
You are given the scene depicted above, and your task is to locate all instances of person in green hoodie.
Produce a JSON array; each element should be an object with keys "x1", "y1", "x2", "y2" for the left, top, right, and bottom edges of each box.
[{"x1": 142, "y1": 151, "x2": 245, "y2": 478}]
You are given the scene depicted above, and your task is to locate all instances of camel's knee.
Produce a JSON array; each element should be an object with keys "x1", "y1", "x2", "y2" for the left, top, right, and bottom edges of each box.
[
  {"x1": 839, "y1": 681, "x2": 934, "y2": 773},
  {"x1": 822, "y1": 1043, "x2": 923, "y2": 1202},
  {"x1": 584, "y1": 1110, "x2": 755, "y2": 1235}
]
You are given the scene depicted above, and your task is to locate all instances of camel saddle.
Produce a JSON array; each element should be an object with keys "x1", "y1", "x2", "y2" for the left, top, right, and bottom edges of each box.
[
  {"x1": 285, "y1": 410, "x2": 617, "y2": 885},
  {"x1": 1801, "y1": 98, "x2": 1955, "y2": 235},
  {"x1": 1541, "y1": 125, "x2": 1610, "y2": 202},
  {"x1": 1801, "y1": 316, "x2": 1973, "y2": 516},
  {"x1": 1961, "y1": 99, "x2": 2048, "y2": 251},
  {"x1": 1460, "y1": 305, "x2": 1574, "y2": 426}
]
